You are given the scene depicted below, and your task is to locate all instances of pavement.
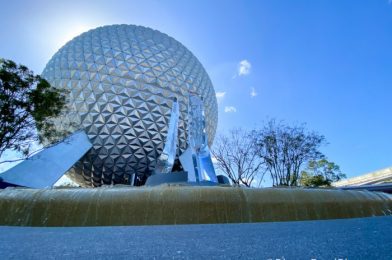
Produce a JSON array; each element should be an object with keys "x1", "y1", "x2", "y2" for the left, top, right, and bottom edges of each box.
[{"x1": 0, "y1": 216, "x2": 391, "y2": 259}]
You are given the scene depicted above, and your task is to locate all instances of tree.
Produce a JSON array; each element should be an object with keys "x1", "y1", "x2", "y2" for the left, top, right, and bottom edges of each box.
[
  {"x1": 300, "y1": 159, "x2": 346, "y2": 187},
  {"x1": 212, "y1": 128, "x2": 265, "y2": 187},
  {"x1": 0, "y1": 58, "x2": 68, "y2": 161},
  {"x1": 253, "y1": 119, "x2": 326, "y2": 187}
]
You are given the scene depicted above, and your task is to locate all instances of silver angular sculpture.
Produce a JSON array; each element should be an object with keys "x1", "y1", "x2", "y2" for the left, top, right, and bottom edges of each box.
[
  {"x1": 154, "y1": 98, "x2": 179, "y2": 174},
  {"x1": 0, "y1": 131, "x2": 92, "y2": 188},
  {"x1": 180, "y1": 94, "x2": 218, "y2": 183}
]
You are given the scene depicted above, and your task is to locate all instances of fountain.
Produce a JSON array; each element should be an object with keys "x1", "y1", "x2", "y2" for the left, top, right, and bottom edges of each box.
[{"x1": 0, "y1": 186, "x2": 391, "y2": 226}]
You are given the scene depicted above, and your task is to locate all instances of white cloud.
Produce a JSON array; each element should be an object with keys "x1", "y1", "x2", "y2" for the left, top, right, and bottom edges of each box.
[
  {"x1": 250, "y1": 87, "x2": 257, "y2": 97},
  {"x1": 216, "y1": 91, "x2": 226, "y2": 99},
  {"x1": 238, "y1": 60, "x2": 251, "y2": 76},
  {"x1": 224, "y1": 106, "x2": 237, "y2": 113},
  {"x1": 216, "y1": 91, "x2": 226, "y2": 104}
]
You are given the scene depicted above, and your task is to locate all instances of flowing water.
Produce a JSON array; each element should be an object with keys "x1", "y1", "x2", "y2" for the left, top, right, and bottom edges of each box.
[{"x1": 0, "y1": 186, "x2": 391, "y2": 226}]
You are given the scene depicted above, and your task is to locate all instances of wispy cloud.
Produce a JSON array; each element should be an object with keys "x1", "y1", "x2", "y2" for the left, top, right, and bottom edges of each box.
[
  {"x1": 250, "y1": 87, "x2": 257, "y2": 97},
  {"x1": 238, "y1": 60, "x2": 251, "y2": 76},
  {"x1": 224, "y1": 106, "x2": 237, "y2": 113},
  {"x1": 216, "y1": 91, "x2": 226, "y2": 98},
  {"x1": 216, "y1": 91, "x2": 226, "y2": 103}
]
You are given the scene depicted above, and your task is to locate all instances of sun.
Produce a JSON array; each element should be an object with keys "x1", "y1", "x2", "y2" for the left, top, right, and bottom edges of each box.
[{"x1": 62, "y1": 25, "x2": 91, "y2": 43}]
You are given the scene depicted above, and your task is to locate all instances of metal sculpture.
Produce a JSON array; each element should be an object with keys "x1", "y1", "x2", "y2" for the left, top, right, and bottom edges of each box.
[
  {"x1": 154, "y1": 97, "x2": 179, "y2": 174},
  {"x1": 180, "y1": 94, "x2": 218, "y2": 183},
  {"x1": 0, "y1": 131, "x2": 92, "y2": 188}
]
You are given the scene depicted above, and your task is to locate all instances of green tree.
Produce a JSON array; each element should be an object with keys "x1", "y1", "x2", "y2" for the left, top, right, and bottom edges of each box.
[
  {"x1": 300, "y1": 159, "x2": 346, "y2": 187},
  {"x1": 0, "y1": 58, "x2": 68, "y2": 161},
  {"x1": 253, "y1": 119, "x2": 326, "y2": 187}
]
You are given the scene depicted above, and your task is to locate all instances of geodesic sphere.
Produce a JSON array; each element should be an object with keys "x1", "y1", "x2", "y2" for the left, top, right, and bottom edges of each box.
[{"x1": 42, "y1": 24, "x2": 218, "y2": 186}]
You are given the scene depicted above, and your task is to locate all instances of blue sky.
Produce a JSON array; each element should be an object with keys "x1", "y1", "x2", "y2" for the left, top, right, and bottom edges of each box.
[{"x1": 1, "y1": 0, "x2": 391, "y2": 181}]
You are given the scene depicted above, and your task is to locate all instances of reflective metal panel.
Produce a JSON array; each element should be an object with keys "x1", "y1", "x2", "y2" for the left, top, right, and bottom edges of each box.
[
  {"x1": 198, "y1": 146, "x2": 217, "y2": 182},
  {"x1": 154, "y1": 98, "x2": 179, "y2": 174},
  {"x1": 179, "y1": 147, "x2": 197, "y2": 182},
  {"x1": 180, "y1": 94, "x2": 217, "y2": 183},
  {"x1": 0, "y1": 131, "x2": 92, "y2": 188}
]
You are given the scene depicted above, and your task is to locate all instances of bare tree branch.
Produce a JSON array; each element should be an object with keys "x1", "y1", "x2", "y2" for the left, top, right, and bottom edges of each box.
[
  {"x1": 254, "y1": 119, "x2": 326, "y2": 187},
  {"x1": 212, "y1": 128, "x2": 265, "y2": 187}
]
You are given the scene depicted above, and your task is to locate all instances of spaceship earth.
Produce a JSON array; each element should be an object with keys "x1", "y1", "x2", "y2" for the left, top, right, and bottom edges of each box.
[{"x1": 42, "y1": 24, "x2": 218, "y2": 187}]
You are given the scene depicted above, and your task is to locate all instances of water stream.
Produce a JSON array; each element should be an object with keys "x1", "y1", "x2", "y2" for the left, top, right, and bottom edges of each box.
[{"x1": 0, "y1": 186, "x2": 391, "y2": 226}]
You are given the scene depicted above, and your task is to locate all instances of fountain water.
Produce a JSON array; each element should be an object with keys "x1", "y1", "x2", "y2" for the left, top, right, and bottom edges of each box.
[{"x1": 0, "y1": 186, "x2": 391, "y2": 226}]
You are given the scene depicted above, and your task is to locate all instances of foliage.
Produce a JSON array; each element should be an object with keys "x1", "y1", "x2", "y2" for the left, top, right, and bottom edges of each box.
[
  {"x1": 212, "y1": 128, "x2": 265, "y2": 187},
  {"x1": 0, "y1": 58, "x2": 68, "y2": 160},
  {"x1": 300, "y1": 159, "x2": 346, "y2": 187},
  {"x1": 253, "y1": 119, "x2": 326, "y2": 187}
]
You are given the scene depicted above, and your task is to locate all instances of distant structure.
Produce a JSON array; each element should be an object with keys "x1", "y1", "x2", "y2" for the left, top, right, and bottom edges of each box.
[
  {"x1": 333, "y1": 166, "x2": 392, "y2": 194},
  {"x1": 333, "y1": 166, "x2": 392, "y2": 187},
  {"x1": 41, "y1": 24, "x2": 218, "y2": 187},
  {"x1": 0, "y1": 24, "x2": 220, "y2": 188}
]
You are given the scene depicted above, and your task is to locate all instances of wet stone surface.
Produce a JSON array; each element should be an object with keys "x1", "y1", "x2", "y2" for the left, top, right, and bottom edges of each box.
[{"x1": 0, "y1": 216, "x2": 391, "y2": 259}]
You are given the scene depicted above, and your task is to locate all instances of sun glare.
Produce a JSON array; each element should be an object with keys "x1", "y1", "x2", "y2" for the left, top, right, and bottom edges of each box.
[{"x1": 61, "y1": 25, "x2": 91, "y2": 44}]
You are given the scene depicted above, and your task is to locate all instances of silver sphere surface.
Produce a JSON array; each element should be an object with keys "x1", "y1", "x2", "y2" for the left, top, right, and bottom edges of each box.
[{"x1": 42, "y1": 24, "x2": 218, "y2": 186}]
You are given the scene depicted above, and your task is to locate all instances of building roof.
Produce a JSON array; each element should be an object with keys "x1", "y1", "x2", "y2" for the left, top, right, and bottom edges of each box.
[{"x1": 333, "y1": 166, "x2": 392, "y2": 187}]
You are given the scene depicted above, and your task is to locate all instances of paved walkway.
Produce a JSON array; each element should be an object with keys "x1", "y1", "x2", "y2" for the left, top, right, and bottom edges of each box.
[{"x1": 0, "y1": 216, "x2": 391, "y2": 259}]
